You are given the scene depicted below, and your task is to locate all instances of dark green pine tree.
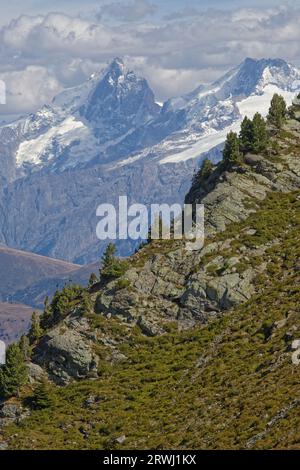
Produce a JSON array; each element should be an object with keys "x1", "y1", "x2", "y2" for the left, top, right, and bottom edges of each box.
[
  {"x1": 31, "y1": 377, "x2": 55, "y2": 409},
  {"x1": 223, "y1": 131, "x2": 242, "y2": 167},
  {"x1": 40, "y1": 296, "x2": 53, "y2": 330},
  {"x1": 267, "y1": 93, "x2": 287, "y2": 129},
  {"x1": 252, "y1": 112, "x2": 268, "y2": 153},
  {"x1": 100, "y1": 243, "x2": 128, "y2": 280},
  {"x1": 28, "y1": 311, "x2": 42, "y2": 344},
  {"x1": 0, "y1": 343, "x2": 28, "y2": 398},
  {"x1": 239, "y1": 116, "x2": 254, "y2": 153},
  {"x1": 100, "y1": 243, "x2": 116, "y2": 278},
  {"x1": 192, "y1": 158, "x2": 213, "y2": 185},
  {"x1": 19, "y1": 334, "x2": 30, "y2": 360}
]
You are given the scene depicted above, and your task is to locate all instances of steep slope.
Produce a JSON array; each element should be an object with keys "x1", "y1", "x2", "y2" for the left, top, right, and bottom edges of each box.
[
  {"x1": 0, "y1": 58, "x2": 299, "y2": 264},
  {"x1": 1, "y1": 100, "x2": 300, "y2": 450}
]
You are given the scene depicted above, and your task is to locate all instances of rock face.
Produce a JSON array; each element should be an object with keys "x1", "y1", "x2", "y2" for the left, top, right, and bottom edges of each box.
[
  {"x1": 34, "y1": 319, "x2": 98, "y2": 385},
  {"x1": 182, "y1": 267, "x2": 255, "y2": 312},
  {"x1": 94, "y1": 242, "x2": 256, "y2": 328},
  {"x1": 0, "y1": 403, "x2": 30, "y2": 429},
  {"x1": 27, "y1": 362, "x2": 46, "y2": 384},
  {"x1": 186, "y1": 153, "x2": 300, "y2": 238}
]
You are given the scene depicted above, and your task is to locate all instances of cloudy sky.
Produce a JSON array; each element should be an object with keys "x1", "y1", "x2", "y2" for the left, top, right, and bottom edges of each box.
[{"x1": 0, "y1": 0, "x2": 300, "y2": 116}]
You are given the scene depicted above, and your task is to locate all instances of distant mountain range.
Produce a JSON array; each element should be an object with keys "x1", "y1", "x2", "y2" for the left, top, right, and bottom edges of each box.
[
  {"x1": 0, "y1": 57, "x2": 300, "y2": 263},
  {"x1": 0, "y1": 245, "x2": 97, "y2": 342},
  {"x1": 0, "y1": 245, "x2": 97, "y2": 308}
]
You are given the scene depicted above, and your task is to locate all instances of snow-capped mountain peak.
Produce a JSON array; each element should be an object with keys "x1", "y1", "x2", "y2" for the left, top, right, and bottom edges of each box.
[
  {"x1": 153, "y1": 58, "x2": 300, "y2": 164},
  {"x1": 1, "y1": 57, "x2": 300, "y2": 177},
  {"x1": 5, "y1": 58, "x2": 161, "y2": 172},
  {"x1": 211, "y1": 58, "x2": 300, "y2": 101},
  {"x1": 103, "y1": 56, "x2": 125, "y2": 82},
  {"x1": 82, "y1": 57, "x2": 160, "y2": 129}
]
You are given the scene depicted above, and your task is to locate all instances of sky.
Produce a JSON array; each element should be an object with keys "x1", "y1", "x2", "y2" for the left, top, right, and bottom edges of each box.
[{"x1": 0, "y1": 0, "x2": 300, "y2": 116}]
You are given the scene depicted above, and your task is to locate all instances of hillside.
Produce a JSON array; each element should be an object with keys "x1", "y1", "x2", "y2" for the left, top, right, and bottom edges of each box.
[
  {"x1": 0, "y1": 245, "x2": 80, "y2": 304},
  {"x1": 12, "y1": 261, "x2": 99, "y2": 309},
  {"x1": 1, "y1": 98, "x2": 300, "y2": 450}
]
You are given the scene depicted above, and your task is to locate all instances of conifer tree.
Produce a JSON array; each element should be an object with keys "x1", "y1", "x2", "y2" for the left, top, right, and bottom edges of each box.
[
  {"x1": 19, "y1": 334, "x2": 30, "y2": 360},
  {"x1": 29, "y1": 311, "x2": 42, "y2": 344},
  {"x1": 192, "y1": 158, "x2": 213, "y2": 185},
  {"x1": 0, "y1": 343, "x2": 28, "y2": 398},
  {"x1": 239, "y1": 117, "x2": 253, "y2": 153},
  {"x1": 31, "y1": 377, "x2": 54, "y2": 409},
  {"x1": 252, "y1": 112, "x2": 268, "y2": 153},
  {"x1": 40, "y1": 296, "x2": 53, "y2": 330},
  {"x1": 267, "y1": 94, "x2": 287, "y2": 129},
  {"x1": 100, "y1": 243, "x2": 128, "y2": 280},
  {"x1": 223, "y1": 131, "x2": 242, "y2": 166},
  {"x1": 101, "y1": 243, "x2": 116, "y2": 277}
]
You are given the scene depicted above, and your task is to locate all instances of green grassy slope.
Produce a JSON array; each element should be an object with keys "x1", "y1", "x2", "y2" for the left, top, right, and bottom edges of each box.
[
  {"x1": 2, "y1": 103, "x2": 300, "y2": 450},
  {"x1": 3, "y1": 189, "x2": 300, "y2": 450}
]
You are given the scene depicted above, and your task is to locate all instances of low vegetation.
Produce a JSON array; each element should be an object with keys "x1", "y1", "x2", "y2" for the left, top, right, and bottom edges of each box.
[{"x1": 1, "y1": 94, "x2": 300, "y2": 449}]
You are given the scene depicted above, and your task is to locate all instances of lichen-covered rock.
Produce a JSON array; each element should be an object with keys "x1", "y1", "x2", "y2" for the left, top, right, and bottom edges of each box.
[
  {"x1": 137, "y1": 316, "x2": 164, "y2": 337},
  {"x1": 180, "y1": 268, "x2": 255, "y2": 315},
  {"x1": 27, "y1": 362, "x2": 46, "y2": 384},
  {"x1": 0, "y1": 403, "x2": 30, "y2": 428},
  {"x1": 34, "y1": 326, "x2": 98, "y2": 385}
]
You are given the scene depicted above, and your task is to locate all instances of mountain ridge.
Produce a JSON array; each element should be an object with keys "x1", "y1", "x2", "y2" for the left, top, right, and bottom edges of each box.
[
  {"x1": 1, "y1": 98, "x2": 300, "y2": 450},
  {"x1": 0, "y1": 245, "x2": 80, "y2": 304}
]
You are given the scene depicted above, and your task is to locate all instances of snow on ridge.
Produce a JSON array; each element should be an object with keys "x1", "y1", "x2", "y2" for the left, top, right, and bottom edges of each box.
[
  {"x1": 16, "y1": 116, "x2": 96, "y2": 167},
  {"x1": 237, "y1": 84, "x2": 296, "y2": 119},
  {"x1": 159, "y1": 84, "x2": 297, "y2": 165}
]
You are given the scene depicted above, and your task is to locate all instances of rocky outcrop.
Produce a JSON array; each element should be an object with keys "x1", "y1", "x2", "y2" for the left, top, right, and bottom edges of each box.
[
  {"x1": 27, "y1": 362, "x2": 46, "y2": 384},
  {"x1": 33, "y1": 319, "x2": 99, "y2": 385},
  {"x1": 186, "y1": 127, "x2": 300, "y2": 237},
  {"x1": 181, "y1": 267, "x2": 255, "y2": 314},
  {"x1": 0, "y1": 403, "x2": 30, "y2": 429}
]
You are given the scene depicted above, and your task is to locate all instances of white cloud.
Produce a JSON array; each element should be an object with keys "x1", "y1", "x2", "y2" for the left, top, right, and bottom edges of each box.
[
  {"x1": 0, "y1": 5, "x2": 300, "y2": 115},
  {"x1": 0, "y1": 66, "x2": 62, "y2": 114}
]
